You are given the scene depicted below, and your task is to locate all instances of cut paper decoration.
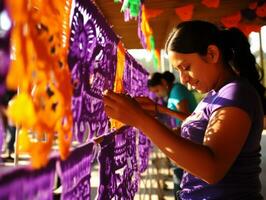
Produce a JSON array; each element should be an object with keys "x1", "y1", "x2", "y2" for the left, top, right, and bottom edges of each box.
[
  {"x1": 239, "y1": 23, "x2": 261, "y2": 36},
  {"x1": 6, "y1": 0, "x2": 73, "y2": 168},
  {"x1": 122, "y1": 53, "x2": 134, "y2": 94},
  {"x1": 1, "y1": 2, "x2": 154, "y2": 200},
  {"x1": 124, "y1": 51, "x2": 149, "y2": 97},
  {"x1": 111, "y1": 41, "x2": 126, "y2": 130},
  {"x1": 146, "y1": 8, "x2": 164, "y2": 19},
  {"x1": 256, "y1": 3, "x2": 266, "y2": 17},
  {"x1": 96, "y1": 127, "x2": 139, "y2": 200},
  {"x1": 68, "y1": 0, "x2": 118, "y2": 142},
  {"x1": 137, "y1": 8, "x2": 147, "y2": 49},
  {"x1": 57, "y1": 142, "x2": 96, "y2": 200},
  {"x1": 175, "y1": 4, "x2": 194, "y2": 21},
  {"x1": 8, "y1": 93, "x2": 37, "y2": 129},
  {"x1": 113, "y1": 42, "x2": 126, "y2": 94},
  {"x1": 128, "y1": 0, "x2": 142, "y2": 17},
  {"x1": 17, "y1": 128, "x2": 53, "y2": 168},
  {"x1": 127, "y1": 58, "x2": 151, "y2": 173},
  {"x1": 137, "y1": 5, "x2": 160, "y2": 69},
  {"x1": 138, "y1": 130, "x2": 151, "y2": 173},
  {"x1": 0, "y1": 115, "x2": 4, "y2": 155},
  {"x1": 0, "y1": 1, "x2": 10, "y2": 97},
  {"x1": 127, "y1": 54, "x2": 149, "y2": 98},
  {"x1": 124, "y1": 55, "x2": 152, "y2": 174},
  {"x1": 249, "y1": 2, "x2": 258, "y2": 10},
  {"x1": 95, "y1": 39, "x2": 152, "y2": 199},
  {"x1": 124, "y1": 8, "x2": 131, "y2": 22},
  {"x1": 119, "y1": 0, "x2": 142, "y2": 19},
  {"x1": 221, "y1": 12, "x2": 242, "y2": 28},
  {"x1": 0, "y1": 157, "x2": 57, "y2": 200},
  {"x1": 140, "y1": 5, "x2": 153, "y2": 50},
  {"x1": 201, "y1": 0, "x2": 220, "y2": 8},
  {"x1": 153, "y1": 48, "x2": 161, "y2": 70}
]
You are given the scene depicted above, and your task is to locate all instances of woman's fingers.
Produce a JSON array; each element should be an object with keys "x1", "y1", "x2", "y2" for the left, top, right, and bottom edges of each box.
[
  {"x1": 145, "y1": 110, "x2": 156, "y2": 117},
  {"x1": 102, "y1": 91, "x2": 150, "y2": 128},
  {"x1": 103, "y1": 94, "x2": 116, "y2": 107},
  {"x1": 140, "y1": 104, "x2": 154, "y2": 111},
  {"x1": 135, "y1": 96, "x2": 151, "y2": 104},
  {"x1": 103, "y1": 90, "x2": 124, "y2": 103},
  {"x1": 104, "y1": 104, "x2": 115, "y2": 118},
  {"x1": 134, "y1": 97, "x2": 155, "y2": 112}
]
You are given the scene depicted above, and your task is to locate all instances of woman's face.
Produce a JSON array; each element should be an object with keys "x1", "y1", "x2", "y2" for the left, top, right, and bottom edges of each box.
[
  {"x1": 168, "y1": 49, "x2": 220, "y2": 93},
  {"x1": 149, "y1": 82, "x2": 168, "y2": 98}
]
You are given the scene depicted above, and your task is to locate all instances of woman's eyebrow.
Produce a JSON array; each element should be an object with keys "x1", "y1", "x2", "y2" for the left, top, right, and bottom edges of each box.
[
  {"x1": 176, "y1": 61, "x2": 185, "y2": 69},
  {"x1": 171, "y1": 58, "x2": 187, "y2": 69}
]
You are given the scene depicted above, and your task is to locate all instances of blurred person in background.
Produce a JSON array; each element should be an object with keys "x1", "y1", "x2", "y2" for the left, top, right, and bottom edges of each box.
[{"x1": 147, "y1": 71, "x2": 197, "y2": 199}]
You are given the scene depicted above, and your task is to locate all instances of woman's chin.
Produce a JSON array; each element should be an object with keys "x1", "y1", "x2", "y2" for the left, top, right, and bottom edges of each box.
[
  {"x1": 191, "y1": 85, "x2": 200, "y2": 92},
  {"x1": 197, "y1": 89, "x2": 205, "y2": 94},
  {"x1": 196, "y1": 87, "x2": 211, "y2": 94},
  {"x1": 194, "y1": 86, "x2": 207, "y2": 94}
]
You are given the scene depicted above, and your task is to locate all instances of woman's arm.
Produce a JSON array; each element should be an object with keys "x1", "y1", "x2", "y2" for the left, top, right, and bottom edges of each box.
[
  {"x1": 135, "y1": 97, "x2": 190, "y2": 121},
  {"x1": 103, "y1": 91, "x2": 251, "y2": 184},
  {"x1": 138, "y1": 107, "x2": 251, "y2": 184},
  {"x1": 159, "y1": 99, "x2": 190, "y2": 121}
]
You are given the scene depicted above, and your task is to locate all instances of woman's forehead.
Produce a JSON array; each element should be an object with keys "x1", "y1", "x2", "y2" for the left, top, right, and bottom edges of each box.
[{"x1": 168, "y1": 51, "x2": 188, "y2": 68}]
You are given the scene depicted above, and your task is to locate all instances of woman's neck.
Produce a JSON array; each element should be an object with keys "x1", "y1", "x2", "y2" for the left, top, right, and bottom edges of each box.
[{"x1": 213, "y1": 67, "x2": 237, "y2": 92}]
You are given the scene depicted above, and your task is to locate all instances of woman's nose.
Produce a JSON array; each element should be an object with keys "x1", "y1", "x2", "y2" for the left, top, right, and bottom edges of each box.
[{"x1": 179, "y1": 70, "x2": 189, "y2": 85}]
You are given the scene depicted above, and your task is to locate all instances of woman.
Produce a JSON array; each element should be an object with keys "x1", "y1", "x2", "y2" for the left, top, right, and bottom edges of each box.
[
  {"x1": 148, "y1": 71, "x2": 197, "y2": 127},
  {"x1": 148, "y1": 71, "x2": 197, "y2": 199},
  {"x1": 103, "y1": 20, "x2": 265, "y2": 199}
]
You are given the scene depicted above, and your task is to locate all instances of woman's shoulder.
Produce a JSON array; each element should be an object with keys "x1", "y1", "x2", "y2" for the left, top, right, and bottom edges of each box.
[
  {"x1": 210, "y1": 78, "x2": 262, "y2": 118},
  {"x1": 216, "y1": 78, "x2": 259, "y2": 99}
]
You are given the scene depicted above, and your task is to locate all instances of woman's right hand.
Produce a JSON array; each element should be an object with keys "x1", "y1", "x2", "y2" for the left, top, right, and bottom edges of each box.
[{"x1": 134, "y1": 97, "x2": 158, "y2": 117}]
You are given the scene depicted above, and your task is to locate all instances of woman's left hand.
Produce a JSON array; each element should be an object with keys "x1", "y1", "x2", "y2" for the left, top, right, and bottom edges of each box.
[{"x1": 103, "y1": 90, "x2": 147, "y2": 128}]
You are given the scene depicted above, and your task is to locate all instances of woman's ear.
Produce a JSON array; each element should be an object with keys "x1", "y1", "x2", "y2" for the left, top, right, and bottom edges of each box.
[{"x1": 206, "y1": 45, "x2": 220, "y2": 64}]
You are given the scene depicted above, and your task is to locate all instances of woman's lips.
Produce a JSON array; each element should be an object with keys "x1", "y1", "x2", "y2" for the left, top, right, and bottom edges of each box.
[{"x1": 189, "y1": 80, "x2": 199, "y2": 90}]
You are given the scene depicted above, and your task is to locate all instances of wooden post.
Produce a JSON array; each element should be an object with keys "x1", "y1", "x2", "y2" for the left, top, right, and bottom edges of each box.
[
  {"x1": 259, "y1": 30, "x2": 265, "y2": 85},
  {"x1": 160, "y1": 49, "x2": 165, "y2": 73},
  {"x1": 14, "y1": 87, "x2": 19, "y2": 166},
  {"x1": 14, "y1": 127, "x2": 19, "y2": 165}
]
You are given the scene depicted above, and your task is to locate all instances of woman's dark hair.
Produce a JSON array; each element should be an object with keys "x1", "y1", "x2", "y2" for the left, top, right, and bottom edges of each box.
[
  {"x1": 165, "y1": 20, "x2": 266, "y2": 113},
  {"x1": 148, "y1": 71, "x2": 175, "y2": 87}
]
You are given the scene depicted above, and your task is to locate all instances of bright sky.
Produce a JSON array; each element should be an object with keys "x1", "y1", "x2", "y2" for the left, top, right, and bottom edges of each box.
[
  {"x1": 0, "y1": 11, "x2": 11, "y2": 31},
  {"x1": 250, "y1": 26, "x2": 266, "y2": 53}
]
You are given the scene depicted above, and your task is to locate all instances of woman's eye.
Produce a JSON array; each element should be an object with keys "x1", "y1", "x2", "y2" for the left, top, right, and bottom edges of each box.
[{"x1": 183, "y1": 65, "x2": 190, "y2": 71}]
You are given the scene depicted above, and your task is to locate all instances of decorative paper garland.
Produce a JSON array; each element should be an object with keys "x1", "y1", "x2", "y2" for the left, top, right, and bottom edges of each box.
[
  {"x1": 111, "y1": 41, "x2": 126, "y2": 130},
  {"x1": 6, "y1": 0, "x2": 73, "y2": 168}
]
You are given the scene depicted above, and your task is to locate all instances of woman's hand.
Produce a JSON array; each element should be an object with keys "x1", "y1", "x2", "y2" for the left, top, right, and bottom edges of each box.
[
  {"x1": 103, "y1": 90, "x2": 148, "y2": 128},
  {"x1": 172, "y1": 127, "x2": 181, "y2": 136},
  {"x1": 134, "y1": 96, "x2": 158, "y2": 117}
]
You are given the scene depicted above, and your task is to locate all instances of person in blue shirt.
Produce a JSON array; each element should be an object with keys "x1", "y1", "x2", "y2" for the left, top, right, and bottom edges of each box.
[
  {"x1": 148, "y1": 71, "x2": 197, "y2": 199},
  {"x1": 148, "y1": 71, "x2": 197, "y2": 126}
]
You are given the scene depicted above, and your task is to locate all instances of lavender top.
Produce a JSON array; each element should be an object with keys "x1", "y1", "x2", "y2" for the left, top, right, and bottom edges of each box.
[{"x1": 180, "y1": 78, "x2": 263, "y2": 200}]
